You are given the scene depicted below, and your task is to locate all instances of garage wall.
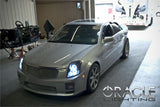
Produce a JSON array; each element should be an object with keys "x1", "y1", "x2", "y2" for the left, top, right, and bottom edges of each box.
[
  {"x1": 36, "y1": 1, "x2": 83, "y2": 36},
  {"x1": 0, "y1": 0, "x2": 37, "y2": 29}
]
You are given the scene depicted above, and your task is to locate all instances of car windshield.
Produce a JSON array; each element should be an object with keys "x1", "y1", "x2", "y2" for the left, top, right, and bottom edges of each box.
[{"x1": 48, "y1": 25, "x2": 101, "y2": 44}]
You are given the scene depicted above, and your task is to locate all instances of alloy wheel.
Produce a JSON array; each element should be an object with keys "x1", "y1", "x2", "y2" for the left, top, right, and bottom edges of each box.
[{"x1": 88, "y1": 64, "x2": 100, "y2": 91}]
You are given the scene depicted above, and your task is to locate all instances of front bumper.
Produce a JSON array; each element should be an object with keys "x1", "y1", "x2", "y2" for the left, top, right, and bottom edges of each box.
[{"x1": 17, "y1": 69, "x2": 86, "y2": 96}]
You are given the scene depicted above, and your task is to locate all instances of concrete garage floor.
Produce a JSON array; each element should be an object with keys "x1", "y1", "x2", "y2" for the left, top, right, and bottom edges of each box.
[
  {"x1": 121, "y1": 22, "x2": 160, "y2": 106},
  {"x1": 0, "y1": 19, "x2": 160, "y2": 107}
]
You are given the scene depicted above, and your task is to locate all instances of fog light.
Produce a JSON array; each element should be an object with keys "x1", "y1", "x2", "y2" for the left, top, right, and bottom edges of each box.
[{"x1": 65, "y1": 82, "x2": 74, "y2": 91}]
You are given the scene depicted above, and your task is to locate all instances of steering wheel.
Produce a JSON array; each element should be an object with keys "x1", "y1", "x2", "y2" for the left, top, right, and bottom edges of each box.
[{"x1": 15, "y1": 21, "x2": 24, "y2": 28}]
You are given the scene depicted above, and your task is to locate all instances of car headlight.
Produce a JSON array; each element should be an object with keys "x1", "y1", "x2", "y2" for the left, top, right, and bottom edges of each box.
[
  {"x1": 19, "y1": 58, "x2": 24, "y2": 70},
  {"x1": 67, "y1": 61, "x2": 81, "y2": 78}
]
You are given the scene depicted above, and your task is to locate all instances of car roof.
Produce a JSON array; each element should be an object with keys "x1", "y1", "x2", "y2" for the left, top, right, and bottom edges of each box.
[{"x1": 66, "y1": 19, "x2": 105, "y2": 25}]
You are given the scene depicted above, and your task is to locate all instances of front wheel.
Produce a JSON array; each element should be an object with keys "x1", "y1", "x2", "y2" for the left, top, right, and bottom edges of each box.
[
  {"x1": 121, "y1": 39, "x2": 130, "y2": 59},
  {"x1": 87, "y1": 63, "x2": 100, "y2": 93}
]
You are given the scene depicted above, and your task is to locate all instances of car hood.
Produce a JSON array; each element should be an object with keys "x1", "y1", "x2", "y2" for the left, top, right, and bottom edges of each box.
[{"x1": 24, "y1": 42, "x2": 94, "y2": 68}]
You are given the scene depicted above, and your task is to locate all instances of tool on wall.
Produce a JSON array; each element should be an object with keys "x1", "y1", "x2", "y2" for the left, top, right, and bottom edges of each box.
[{"x1": 43, "y1": 20, "x2": 55, "y2": 39}]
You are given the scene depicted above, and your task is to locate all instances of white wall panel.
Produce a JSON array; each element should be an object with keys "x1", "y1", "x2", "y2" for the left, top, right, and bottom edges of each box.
[{"x1": 0, "y1": 0, "x2": 37, "y2": 29}]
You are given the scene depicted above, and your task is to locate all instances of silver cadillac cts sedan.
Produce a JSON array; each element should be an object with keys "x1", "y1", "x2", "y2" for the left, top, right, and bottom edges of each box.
[{"x1": 17, "y1": 19, "x2": 129, "y2": 96}]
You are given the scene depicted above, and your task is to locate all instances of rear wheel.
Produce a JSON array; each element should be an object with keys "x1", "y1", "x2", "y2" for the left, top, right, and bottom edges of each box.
[
  {"x1": 87, "y1": 63, "x2": 100, "y2": 93},
  {"x1": 121, "y1": 39, "x2": 130, "y2": 59}
]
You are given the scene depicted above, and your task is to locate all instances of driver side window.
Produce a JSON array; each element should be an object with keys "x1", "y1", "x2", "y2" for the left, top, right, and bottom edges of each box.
[{"x1": 103, "y1": 25, "x2": 113, "y2": 38}]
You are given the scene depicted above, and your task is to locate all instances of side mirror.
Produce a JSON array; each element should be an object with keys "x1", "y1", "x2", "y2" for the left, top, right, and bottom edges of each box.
[{"x1": 103, "y1": 37, "x2": 114, "y2": 43}]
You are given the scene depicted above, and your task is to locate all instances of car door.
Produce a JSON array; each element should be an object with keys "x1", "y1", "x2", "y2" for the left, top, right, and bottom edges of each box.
[
  {"x1": 111, "y1": 23, "x2": 124, "y2": 57},
  {"x1": 100, "y1": 24, "x2": 118, "y2": 73}
]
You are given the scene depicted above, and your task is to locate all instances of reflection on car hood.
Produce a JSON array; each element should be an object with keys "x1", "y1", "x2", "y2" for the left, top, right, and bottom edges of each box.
[{"x1": 24, "y1": 42, "x2": 94, "y2": 68}]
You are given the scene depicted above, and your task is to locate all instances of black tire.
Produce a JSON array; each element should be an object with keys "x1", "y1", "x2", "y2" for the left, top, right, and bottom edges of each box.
[
  {"x1": 121, "y1": 39, "x2": 130, "y2": 59},
  {"x1": 148, "y1": 17, "x2": 153, "y2": 26},
  {"x1": 87, "y1": 63, "x2": 100, "y2": 93}
]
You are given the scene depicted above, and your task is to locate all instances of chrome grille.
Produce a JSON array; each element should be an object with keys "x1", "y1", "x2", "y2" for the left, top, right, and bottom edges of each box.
[{"x1": 23, "y1": 64, "x2": 58, "y2": 79}]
